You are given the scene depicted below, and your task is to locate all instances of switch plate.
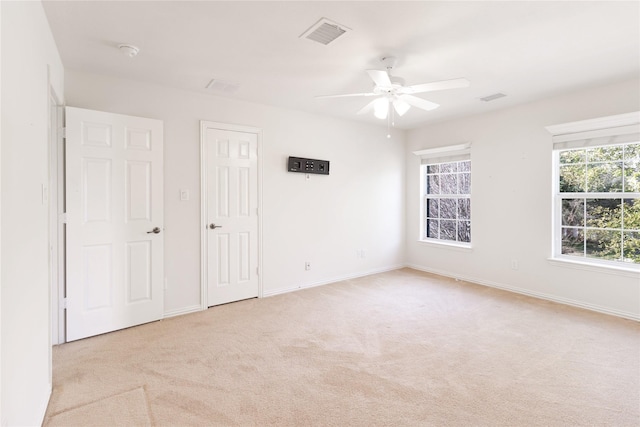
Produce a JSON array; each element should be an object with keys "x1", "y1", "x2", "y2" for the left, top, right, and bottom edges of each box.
[
  {"x1": 41, "y1": 184, "x2": 49, "y2": 205},
  {"x1": 180, "y1": 189, "x2": 189, "y2": 201}
]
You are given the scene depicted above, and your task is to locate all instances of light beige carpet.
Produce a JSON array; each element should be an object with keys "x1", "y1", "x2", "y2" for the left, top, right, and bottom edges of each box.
[{"x1": 44, "y1": 268, "x2": 640, "y2": 426}]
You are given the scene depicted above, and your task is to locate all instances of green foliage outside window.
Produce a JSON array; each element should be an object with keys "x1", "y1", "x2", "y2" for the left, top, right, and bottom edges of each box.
[{"x1": 559, "y1": 142, "x2": 640, "y2": 264}]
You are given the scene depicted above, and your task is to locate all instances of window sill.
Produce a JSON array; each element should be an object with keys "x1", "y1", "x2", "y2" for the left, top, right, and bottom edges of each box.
[
  {"x1": 417, "y1": 239, "x2": 472, "y2": 252},
  {"x1": 548, "y1": 257, "x2": 640, "y2": 278}
]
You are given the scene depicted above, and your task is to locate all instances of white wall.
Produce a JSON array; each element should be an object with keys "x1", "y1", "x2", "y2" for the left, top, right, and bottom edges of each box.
[
  {"x1": 406, "y1": 78, "x2": 640, "y2": 319},
  {"x1": 65, "y1": 70, "x2": 406, "y2": 315},
  {"x1": 0, "y1": 1, "x2": 64, "y2": 425}
]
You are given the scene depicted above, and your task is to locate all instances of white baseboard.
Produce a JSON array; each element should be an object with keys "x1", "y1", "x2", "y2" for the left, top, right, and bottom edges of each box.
[
  {"x1": 163, "y1": 304, "x2": 202, "y2": 319},
  {"x1": 406, "y1": 263, "x2": 640, "y2": 322},
  {"x1": 262, "y1": 264, "x2": 405, "y2": 298}
]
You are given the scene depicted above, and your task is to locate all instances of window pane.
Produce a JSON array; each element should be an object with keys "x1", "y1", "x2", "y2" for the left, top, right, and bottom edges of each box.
[
  {"x1": 459, "y1": 173, "x2": 471, "y2": 194},
  {"x1": 440, "y1": 220, "x2": 456, "y2": 241},
  {"x1": 623, "y1": 231, "x2": 640, "y2": 263},
  {"x1": 457, "y1": 198, "x2": 470, "y2": 220},
  {"x1": 427, "y1": 164, "x2": 439, "y2": 174},
  {"x1": 440, "y1": 162, "x2": 455, "y2": 173},
  {"x1": 562, "y1": 227, "x2": 584, "y2": 256},
  {"x1": 586, "y1": 199, "x2": 622, "y2": 228},
  {"x1": 427, "y1": 175, "x2": 440, "y2": 194},
  {"x1": 587, "y1": 162, "x2": 623, "y2": 192},
  {"x1": 585, "y1": 229, "x2": 622, "y2": 261},
  {"x1": 560, "y1": 149, "x2": 585, "y2": 164},
  {"x1": 626, "y1": 143, "x2": 640, "y2": 162},
  {"x1": 562, "y1": 199, "x2": 584, "y2": 226},
  {"x1": 427, "y1": 219, "x2": 439, "y2": 239},
  {"x1": 588, "y1": 145, "x2": 623, "y2": 162},
  {"x1": 560, "y1": 164, "x2": 585, "y2": 192},
  {"x1": 440, "y1": 199, "x2": 456, "y2": 219},
  {"x1": 624, "y1": 199, "x2": 640, "y2": 231},
  {"x1": 624, "y1": 153, "x2": 640, "y2": 192},
  {"x1": 423, "y1": 160, "x2": 471, "y2": 245},
  {"x1": 458, "y1": 160, "x2": 471, "y2": 172},
  {"x1": 426, "y1": 198, "x2": 439, "y2": 219},
  {"x1": 457, "y1": 221, "x2": 471, "y2": 243},
  {"x1": 556, "y1": 143, "x2": 638, "y2": 267},
  {"x1": 440, "y1": 174, "x2": 457, "y2": 194}
]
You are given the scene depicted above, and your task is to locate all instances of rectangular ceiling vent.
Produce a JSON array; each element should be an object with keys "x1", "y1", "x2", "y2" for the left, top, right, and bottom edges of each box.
[
  {"x1": 205, "y1": 79, "x2": 240, "y2": 94},
  {"x1": 480, "y1": 93, "x2": 507, "y2": 102},
  {"x1": 300, "y1": 18, "x2": 351, "y2": 45}
]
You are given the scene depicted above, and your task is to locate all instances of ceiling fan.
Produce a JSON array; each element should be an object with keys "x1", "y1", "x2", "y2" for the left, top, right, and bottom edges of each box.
[{"x1": 317, "y1": 57, "x2": 470, "y2": 120}]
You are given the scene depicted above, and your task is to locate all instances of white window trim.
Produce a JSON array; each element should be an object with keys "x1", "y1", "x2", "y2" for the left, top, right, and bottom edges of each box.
[
  {"x1": 546, "y1": 111, "x2": 640, "y2": 272},
  {"x1": 414, "y1": 143, "x2": 472, "y2": 248},
  {"x1": 418, "y1": 238, "x2": 472, "y2": 251}
]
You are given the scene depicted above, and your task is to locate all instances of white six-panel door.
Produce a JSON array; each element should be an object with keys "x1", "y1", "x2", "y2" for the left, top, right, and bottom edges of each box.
[
  {"x1": 66, "y1": 107, "x2": 164, "y2": 341},
  {"x1": 203, "y1": 123, "x2": 260, "y2": 306}
]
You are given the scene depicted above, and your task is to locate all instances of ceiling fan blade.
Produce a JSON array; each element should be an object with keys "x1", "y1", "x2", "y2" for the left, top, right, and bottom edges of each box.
[
  {"x1": 366, "y1": 69, "x2": 392, "y2": 87},
  {"x1": 357, "y1": 99, "x2": 379, "y2": 115},
  {"x1": 315, "y1": 92, "x2": 377, "y2": 99},
  {"x1": 402, "y1": 78, "x2": 470, "y2": 94},
  {"x1": 399, "y1": 94, "x2": 439, "y2": 111}
]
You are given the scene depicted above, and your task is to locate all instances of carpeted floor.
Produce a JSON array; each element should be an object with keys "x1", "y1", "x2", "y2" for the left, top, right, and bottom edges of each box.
[{"x1": 44, "y1": 268, "x2": 640, "y2": 426}]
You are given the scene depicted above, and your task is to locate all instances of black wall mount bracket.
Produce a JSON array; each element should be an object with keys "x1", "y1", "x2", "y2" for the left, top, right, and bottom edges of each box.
[{"x1": 287, "y1": 156, "x2": 330, "y2": 175}]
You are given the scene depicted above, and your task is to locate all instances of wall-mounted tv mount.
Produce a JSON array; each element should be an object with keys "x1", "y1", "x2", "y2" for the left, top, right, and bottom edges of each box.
[{"x1": 288, "y1": 156, "x2": 330, "y2": 175}]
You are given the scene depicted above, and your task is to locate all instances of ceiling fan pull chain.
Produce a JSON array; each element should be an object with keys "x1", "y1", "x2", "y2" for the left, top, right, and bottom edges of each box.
[{"x1": 387, "y1": 104, "x2": 392, "y2": 139}]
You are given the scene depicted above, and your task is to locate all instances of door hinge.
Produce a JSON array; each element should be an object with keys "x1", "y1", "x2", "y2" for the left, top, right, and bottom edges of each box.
[
  {"x1": 59, "y1": 213, "x2": 68, "y2": 223},
  {"x1": 256, "y1": 267, "x2": 259, "y2": 276},
  {"x1": 60, "y1": 127, "x2": 66, "y2": 139},
  {"x1": 62, "y1": 297, "x2": 67, "y2": 309}
]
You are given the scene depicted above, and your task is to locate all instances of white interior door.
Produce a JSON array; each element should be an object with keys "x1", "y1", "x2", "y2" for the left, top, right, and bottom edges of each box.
[
  {"x1": 203, "y1": 123, "x2": 259, "y2": 306},
  {"x1": 66, "y1": 107, "x2": 164, "y2": 341}
]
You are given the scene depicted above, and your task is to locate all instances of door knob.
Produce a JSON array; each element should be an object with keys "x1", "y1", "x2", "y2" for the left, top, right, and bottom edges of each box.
[
  {"x1": 209, "y1": 223, "x2": 222, "y2": 230},
  {"x1": 147, "y1": 227, "x2": 161, "y2": 234}
]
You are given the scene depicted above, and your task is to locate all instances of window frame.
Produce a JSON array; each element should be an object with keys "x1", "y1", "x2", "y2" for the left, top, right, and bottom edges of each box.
[
  {"x1": 414, "y1": 143, "x2": 472, "y2": 248},
  {"x1": 547, "y1": 112, "x2": 640, "y2": 273}
]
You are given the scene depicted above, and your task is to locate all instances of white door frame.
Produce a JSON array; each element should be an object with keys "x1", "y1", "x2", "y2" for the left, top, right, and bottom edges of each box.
[
  {"x1": 48, "y1": 83, "x2": 65, "y2": 345},
  {"x1": 200, "y1": 121, "x2": 263, "y2": 310}
]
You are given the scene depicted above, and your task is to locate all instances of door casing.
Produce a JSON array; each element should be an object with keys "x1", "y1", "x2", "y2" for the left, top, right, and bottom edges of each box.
[
  {"x1": 49, "y1": 82, "x2": 65, "y2": 345},
  {"x1": 200, "y1": 121, "x2": 263, "y2": 309}
]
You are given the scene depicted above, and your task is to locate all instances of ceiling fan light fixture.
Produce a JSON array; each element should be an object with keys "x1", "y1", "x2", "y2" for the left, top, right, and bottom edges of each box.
[
  {"x1": 393, "y1": 99, "x2": 410, "y2": 116},
  {"x1": 373, "y1": 98, "x2": 389, "y2": 119}
]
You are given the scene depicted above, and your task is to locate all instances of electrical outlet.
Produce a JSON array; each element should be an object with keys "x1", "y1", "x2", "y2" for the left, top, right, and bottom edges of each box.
[
  {"x1": 305, "y1": 261, "x2": 311, "y2": 271},
  {"x1": 510, "y1": 260, "x2": 519, "y2": 270}
]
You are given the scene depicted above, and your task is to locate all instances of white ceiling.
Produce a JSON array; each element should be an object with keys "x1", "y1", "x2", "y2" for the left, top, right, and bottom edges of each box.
[{"x1": 42, "y1": 1, "x2": 640, "y2": 130}]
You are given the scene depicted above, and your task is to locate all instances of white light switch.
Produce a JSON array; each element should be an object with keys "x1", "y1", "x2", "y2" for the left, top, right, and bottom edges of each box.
[
  {"x1": 42, "y1": 184, "x2": 49, "y2": 205},
  {"x1": 180, "y1": 189, "x2": 189, "y2": 201}
]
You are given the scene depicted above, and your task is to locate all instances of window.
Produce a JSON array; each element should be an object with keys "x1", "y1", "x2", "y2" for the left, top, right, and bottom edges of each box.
[
  {"x1": 557, "y1": 142, "x2": 639, "y2": 265},
  {"x1": 548, "y1": 112, "x2": 640, "y2": 269},
  {"x1": 414, "y1": 143, "x2": 471, "y2": 246}
]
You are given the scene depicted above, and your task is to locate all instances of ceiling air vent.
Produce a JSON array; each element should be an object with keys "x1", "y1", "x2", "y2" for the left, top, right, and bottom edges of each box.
[
  {"x1": 480, "y1": 93, "x2": 506, "y2": 102},
  {"x1": 300, "y1": 18, "x2": 350, "y2": 45},
  {"x1": 205, "y1": 79, "x2": 240, "y2": 94}
]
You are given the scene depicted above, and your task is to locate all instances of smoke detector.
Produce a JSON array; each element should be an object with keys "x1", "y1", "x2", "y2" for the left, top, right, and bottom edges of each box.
[{"x1": 118, "y1": 44, "x2": 139, "y2": 58}]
